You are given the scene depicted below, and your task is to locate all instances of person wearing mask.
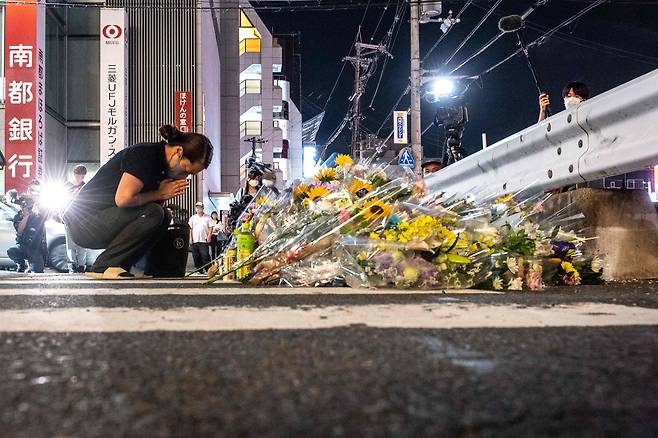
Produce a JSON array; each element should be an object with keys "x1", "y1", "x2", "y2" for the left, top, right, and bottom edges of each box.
[
  {"x1": 189, "y1": 202, "x2": 213, "y2": 272},
  {"x1": 421, "y1": 158, "x2": 442, "y2": 176},
  {"x1": 261, "y1": 172, "x2": 280, "y2": 197},
  {"x1": 65, "y1": 165, "x2": 89, "y2": 273},
  {"x1": 538, "y1": 81, "x2": 590, "y2": 122},
  {"x1": 63, "y1": 125, "x2": 213, "y2": 279},
  {"x1": 8, "y1": 196, "x2": 45, "y2": 273},
  {"x1": 236, "y1": 169, "x2": 262, "y2": 201}
]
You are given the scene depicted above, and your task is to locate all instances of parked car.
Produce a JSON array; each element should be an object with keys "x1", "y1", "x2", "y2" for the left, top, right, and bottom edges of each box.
[{"x1": 0, "y1": 200, "x2": 70, "y2": 272}]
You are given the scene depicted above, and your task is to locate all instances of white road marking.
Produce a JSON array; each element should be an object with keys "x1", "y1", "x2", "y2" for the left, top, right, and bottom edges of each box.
[
  {"x1": 0, "y1": 285, "x2": 502, "y2": 296},
  {"x1": 0, "y1": 303, "x2": 656, "y2": 332}
]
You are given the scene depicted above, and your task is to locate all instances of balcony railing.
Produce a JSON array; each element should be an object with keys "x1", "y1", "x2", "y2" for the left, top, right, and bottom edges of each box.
[
  {"x1": 240, "y1": 120, "x2": 262, "y2": 137},
  {"x1": 239, "y1": 38, "x2": 261, "y2": 55}
]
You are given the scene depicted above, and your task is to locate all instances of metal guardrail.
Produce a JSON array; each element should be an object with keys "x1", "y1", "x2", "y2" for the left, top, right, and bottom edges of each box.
[{"x1": 425, "y1": 68, "x2": 658, "y2": 198}]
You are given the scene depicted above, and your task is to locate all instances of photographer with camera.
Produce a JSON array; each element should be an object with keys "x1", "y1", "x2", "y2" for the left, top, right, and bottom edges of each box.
[{"x1": 8, "y1": 196, "x2": 45, "y2": 273}]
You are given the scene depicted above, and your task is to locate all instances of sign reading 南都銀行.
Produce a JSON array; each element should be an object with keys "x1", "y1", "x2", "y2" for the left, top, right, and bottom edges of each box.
[{"x1": 4, "y1": 3, "x2": 46, "y2": 194}]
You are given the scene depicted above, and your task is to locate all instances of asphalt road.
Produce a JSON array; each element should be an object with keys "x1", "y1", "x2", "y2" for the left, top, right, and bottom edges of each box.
[{"x1": 0, "y1": 274, "x2": 657, "y2": 437}]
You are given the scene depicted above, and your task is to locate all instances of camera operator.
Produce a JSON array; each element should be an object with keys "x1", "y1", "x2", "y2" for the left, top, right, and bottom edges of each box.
[{"x1": 8, "y1": 196, "x2": 45, "y2": 273}]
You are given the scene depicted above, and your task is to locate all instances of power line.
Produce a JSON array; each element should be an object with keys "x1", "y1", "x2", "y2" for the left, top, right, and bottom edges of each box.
[
  {"x1": 0, "y1": 0, "x2": 438, "y2": 11},
  {"x1": 371, "y1": 0, "x2": 476, "y2": 142},
  {"x1": 448, "y1": 1, "x2": 550, "y2": 74},
  {"x1": 439, "y1": 0, "x2": 503, "y2": 69},
  {"x1": 476, "y1": 0, "x2": 607, "y2": 78},
  {"x1": 422, "y1": 0, "x2": 475, "y2": 62}
]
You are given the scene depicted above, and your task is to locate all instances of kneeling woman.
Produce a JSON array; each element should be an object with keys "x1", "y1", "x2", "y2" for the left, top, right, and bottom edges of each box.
[{"x1": 64, "y1": 125, "x2": 213, "y2": 279}]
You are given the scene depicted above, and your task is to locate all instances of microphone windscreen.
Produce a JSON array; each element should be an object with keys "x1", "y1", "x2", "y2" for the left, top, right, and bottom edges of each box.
[{"x1": 498, "y1": 15, "x2": 523, "y2": 33}]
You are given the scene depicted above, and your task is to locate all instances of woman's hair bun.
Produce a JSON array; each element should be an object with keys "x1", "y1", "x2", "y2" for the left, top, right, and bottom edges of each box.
[{"x1": 159, "y1": 124, "x2": 180, "y2": 142}]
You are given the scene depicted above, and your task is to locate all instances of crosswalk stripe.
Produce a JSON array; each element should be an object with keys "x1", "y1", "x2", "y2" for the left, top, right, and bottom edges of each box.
[
  {"x1": 0, "y1": 303, "x2": 656, "y2": 332},
  {"x1": 0, "y1": 288, "x2": 501, "y2": 296}
]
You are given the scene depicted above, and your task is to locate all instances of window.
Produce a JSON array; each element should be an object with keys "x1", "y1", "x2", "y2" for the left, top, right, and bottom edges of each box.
[
  {"x1": 273, "y1": 64, "x2": 282, "y2": 73},
  {"x1": 240, "y1": 121, "x2": 262, "y2": 137},
  {"x1": 273, "y1": 101, "x2": 289, "y2": 120},
  {"x1": 239, "y1": 9, "x2": 261, "y2": 55},
  {"x1": 239, "y1": 38, "x2": 261, "y2": 55},
  {"x1": 240, "y1": 79, "x2": 261, "y2": 96}
]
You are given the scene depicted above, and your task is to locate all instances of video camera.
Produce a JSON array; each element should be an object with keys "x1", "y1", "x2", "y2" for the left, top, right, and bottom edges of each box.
[{"x1": 434, "y1": 101, "x2": 469, "y2": 166}]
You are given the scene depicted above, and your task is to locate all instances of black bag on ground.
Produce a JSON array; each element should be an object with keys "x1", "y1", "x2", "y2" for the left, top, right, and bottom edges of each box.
[{"x1": 147, "y1": 224, "x2": 190, "y2": 278}]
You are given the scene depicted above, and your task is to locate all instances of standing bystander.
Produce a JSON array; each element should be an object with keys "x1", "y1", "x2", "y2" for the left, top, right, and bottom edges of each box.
[
  {"x1": 65, "y1": 165, "x2": 89, "y2": 272},
  {"x1": 189, "y1": 202, "x2": 213, "y2": 272}
]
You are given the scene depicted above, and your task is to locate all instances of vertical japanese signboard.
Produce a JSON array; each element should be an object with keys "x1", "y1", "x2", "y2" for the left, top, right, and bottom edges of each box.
[
  {"x1": 100, "y1": 8, "x2": 128, "y2": 165},
  {"x1": 4, "y1": 3, "x2": 46, "y2": 193},
  {"x1": 393, "y1": 110, "x2": 408, "y2": 144},
  {"x1": 175, "y1": 91, "x2": 192, "y2": 133}
]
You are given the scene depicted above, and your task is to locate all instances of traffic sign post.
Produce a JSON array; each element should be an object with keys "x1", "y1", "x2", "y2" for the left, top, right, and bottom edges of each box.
[{"x1": 398, "y1": 147, "x2": 415, "y2": 168}]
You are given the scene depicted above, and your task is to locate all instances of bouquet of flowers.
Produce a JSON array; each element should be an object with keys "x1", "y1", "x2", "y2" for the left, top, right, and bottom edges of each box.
[{"x1": 209, "y1": 155, "x2": 602, "y2": 290}]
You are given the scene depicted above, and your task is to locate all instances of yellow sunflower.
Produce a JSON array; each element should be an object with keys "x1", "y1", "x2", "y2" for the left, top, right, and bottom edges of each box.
[
  {"x1": 335, "y1": 154, "x2": 353, "y2": 168},
  {"x1": 349, "y1": 179, "x2": 373, "y2": 198},
  {"x1": 315, "y1": 167, "x2": 338, "y2": 183},
  {"x1": 293, "y1": 183, "x2": 309, "y2": 200},
  {"x1": 362, "y1": 198, "x2": 393, "y2": 222},
  {"x1": 307, "y1": 185, "x2": 331, "y2": 201}
]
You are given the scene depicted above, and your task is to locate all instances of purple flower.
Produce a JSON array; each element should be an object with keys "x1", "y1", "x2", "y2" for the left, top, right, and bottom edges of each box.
[
  {"x1": 374, "y1": 252, "x2": 394, "y2": 271},
  {"x1": 551, "y1": 241, "x2": 576, "y2": 259}
]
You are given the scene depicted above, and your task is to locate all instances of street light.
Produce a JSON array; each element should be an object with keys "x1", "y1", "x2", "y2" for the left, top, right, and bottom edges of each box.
[{"x1": 430, "y1": 78, "x2": 455, "y2": 98}]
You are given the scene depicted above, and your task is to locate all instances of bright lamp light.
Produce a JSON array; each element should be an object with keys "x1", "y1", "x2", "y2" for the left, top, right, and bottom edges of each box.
[
  {"x1": 39, "y1": 183, "x2": 71, "y2": 213},
  {"x1": 431, "y1": 78, "x2": 455, "y2": 96}
]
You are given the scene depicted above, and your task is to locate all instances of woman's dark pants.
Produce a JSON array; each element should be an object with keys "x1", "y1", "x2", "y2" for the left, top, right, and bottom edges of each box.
[{"x1": 64, "y1": 203, "x2": 168, "y2": 273}]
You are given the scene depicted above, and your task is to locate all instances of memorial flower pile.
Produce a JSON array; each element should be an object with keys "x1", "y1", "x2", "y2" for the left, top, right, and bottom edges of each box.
[{"x1": 210, "y1": 155, "x2": 602, "y2": 290}]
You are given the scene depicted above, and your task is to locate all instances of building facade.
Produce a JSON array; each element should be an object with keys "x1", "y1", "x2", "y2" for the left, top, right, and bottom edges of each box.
[
  {"x1": 0, "y1": 0, "x2": 303, "y2": 214},
  {"x1": 220, "y1": 3, "x2": 302, "y2": 191}
]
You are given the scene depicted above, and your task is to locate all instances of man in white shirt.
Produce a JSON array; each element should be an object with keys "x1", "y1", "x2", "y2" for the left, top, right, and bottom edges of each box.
[{"x1": 188, "y1": 201, "x2": 213, "y2": 272}]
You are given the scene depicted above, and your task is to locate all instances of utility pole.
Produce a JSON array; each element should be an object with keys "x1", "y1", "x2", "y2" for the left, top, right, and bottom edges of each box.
[
  {"x1": 345, "y1": 28, "x2": 392, "y2": 159},
  {"x1": 244, "y1": 136, "x2": 267, "y2": 157},
  {"x1": 410, "y1": 0, "x2": 423, "y2": 175}
]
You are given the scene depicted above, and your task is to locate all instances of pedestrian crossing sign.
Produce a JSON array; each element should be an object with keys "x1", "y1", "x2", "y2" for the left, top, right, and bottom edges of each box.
[{"x1": 398, "y1": 147, "x2": 415, "y2": 167}]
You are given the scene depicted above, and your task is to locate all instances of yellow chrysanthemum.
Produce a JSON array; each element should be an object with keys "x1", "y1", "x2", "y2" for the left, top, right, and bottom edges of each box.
[
  {"x1": 293, "y1": 183, "x2": 309, "y2": 200},
  {"x1": 307, "y1": 185, "x2": 331, "y2": 201},
  {"x1": 495, "y1": 194, "x2": 513, "y2": 204},
  {"x1": 349, "y1": 179, "x2": 373, "y2": 198},
  {"x1": 369, "y1": 232, "x2": 380, "y2": 240},
  {"x1": 335, "y1": 154, "x2": 353, "y2": 167},
  {"x1": 362, "y1": 199, "x2": 393, "y2": 222},
  {"x1": 255, "y1": 196, "x2": 268, "y2": 206},
  {"x1": 315, "y1": 168, "x2": 338, "y2": 182}
]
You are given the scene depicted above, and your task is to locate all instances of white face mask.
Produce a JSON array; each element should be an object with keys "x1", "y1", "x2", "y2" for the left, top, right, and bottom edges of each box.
[
  {"x1": 262, "y1": 180, "x2": 274, "y2": 187},
  {"x1": 248, "y1": 179, "x2": 260, "y2": 188},
  {"x1": 564, "y1": 96, "x2": 582, "y2": 110}
]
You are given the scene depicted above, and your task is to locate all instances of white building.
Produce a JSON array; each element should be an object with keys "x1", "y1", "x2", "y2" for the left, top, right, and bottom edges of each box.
[{"x1": 221, "y1": 5, "x2": 302, "y2": 191}]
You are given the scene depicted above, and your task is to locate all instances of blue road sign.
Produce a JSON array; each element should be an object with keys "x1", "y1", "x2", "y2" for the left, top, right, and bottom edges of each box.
[{"x1": 398, "y1": 147, "x2": 415, "y2": 167}]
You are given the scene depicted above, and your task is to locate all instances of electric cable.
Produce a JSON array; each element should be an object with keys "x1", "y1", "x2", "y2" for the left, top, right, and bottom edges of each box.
[
  {"x1": 439, "y1": 0, "x2": 503, "y2": 69},
  {"x1": 476, "y1": 0, "x2": 607, "y2": 78}
]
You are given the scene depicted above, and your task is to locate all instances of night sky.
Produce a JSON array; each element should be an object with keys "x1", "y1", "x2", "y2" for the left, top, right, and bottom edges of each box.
[{"x1": 258, "y1": 0, "x2": 658, "y2": 158}]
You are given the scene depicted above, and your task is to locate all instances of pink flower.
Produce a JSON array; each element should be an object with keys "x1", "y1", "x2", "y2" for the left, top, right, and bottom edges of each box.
[
  {"x1": 338, "y1": 209, "x2": 351, "y2": 224},
  {"x1": 526, "y1": 270, "x2": 544, "y2": 291},
  {"x1": 563, "y1": 274, "x2": 578, "y2": 286}
]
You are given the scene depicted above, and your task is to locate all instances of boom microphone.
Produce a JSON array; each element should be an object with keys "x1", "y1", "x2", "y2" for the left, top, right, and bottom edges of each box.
[{"x1": 498, "y1": 15, "x2": 524, "y2": 33}]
